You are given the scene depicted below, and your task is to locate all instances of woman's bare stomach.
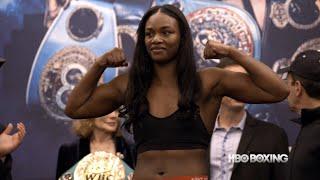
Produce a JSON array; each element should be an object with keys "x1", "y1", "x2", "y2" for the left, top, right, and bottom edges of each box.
[{"x1": 133, "y1": 149, "x2": 209, "y2": 180}]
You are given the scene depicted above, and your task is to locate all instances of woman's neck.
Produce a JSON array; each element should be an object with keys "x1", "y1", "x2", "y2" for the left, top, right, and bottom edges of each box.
[
  {"x1": 90, "y1": 128, "x2": 113, "y2": 143},
  {"x1": 90, "y1": 129, "x2": 116, "y2": 154},
  {"x1": 153, "y1": 60, "x2": 177, "y2": 85}
]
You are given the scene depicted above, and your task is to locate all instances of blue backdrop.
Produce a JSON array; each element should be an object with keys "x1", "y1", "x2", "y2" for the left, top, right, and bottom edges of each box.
[{"x1": 1, "y1": 0, "x2": 319, "y2": 179}]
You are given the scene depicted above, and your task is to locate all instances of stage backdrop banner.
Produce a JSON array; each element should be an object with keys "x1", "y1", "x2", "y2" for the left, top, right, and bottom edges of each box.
[{"x1": 1, "y1": 0, "x2": 319, "y2": 179}]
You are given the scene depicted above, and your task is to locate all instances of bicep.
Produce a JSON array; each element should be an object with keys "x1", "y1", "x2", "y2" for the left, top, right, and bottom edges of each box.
[
  {"x1": 219, "y1": 71, "x2": 282, "y2": 103},
  {"x1": 75, "y1": 82, "x2": 124, "y2": 118},
  {"x1": 70, "y1": 75, "x2": 127, "y2": 118}
]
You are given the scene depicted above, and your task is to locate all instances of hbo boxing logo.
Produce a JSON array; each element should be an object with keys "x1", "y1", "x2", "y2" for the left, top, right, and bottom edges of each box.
[{"x1": 228, "y1": 154, "x2": 288, "y2": 163}]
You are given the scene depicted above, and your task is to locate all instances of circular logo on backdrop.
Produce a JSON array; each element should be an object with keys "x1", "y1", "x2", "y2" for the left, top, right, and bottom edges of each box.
[
  {"x1": 187, "y1": 7, "x2": 255, "y2": 67},
  {"x1": 290, "y1": 37, "x2": 320, "y2": 60},
  {"x1": 273, "y1": 37, "x2": 320, "y2": 77},
  {"x1": 270, "y1": 0, "x2": 320, "y2": 29},
  {"x1": 67, "y1": 6, "x2": 104, "y2": 42},
  {"x1": 39, "y1": 46, "x2": 98, "y2": 121}
]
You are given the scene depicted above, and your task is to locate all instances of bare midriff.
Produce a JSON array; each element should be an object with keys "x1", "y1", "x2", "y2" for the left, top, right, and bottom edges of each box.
[{"x1": 133, "y1": 149, "x2": 209, "y2": 180}]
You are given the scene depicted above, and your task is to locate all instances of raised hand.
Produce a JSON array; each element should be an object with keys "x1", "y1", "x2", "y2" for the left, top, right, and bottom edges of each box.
[
  {"x1": 0, "y1": 122, "x2": 26, "y2": 157},
  {"x1": 203, "y1": 40, "x2": 233, "y2": 59},
  {"x1": 96, "y1": 48, "x2": 128, "y2": 68}
]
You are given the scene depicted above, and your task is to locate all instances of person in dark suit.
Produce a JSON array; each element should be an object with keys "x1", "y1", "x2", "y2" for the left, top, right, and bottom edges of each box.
[
  {"x1": 210, "y1": 57, "x2": 289, "y2": 180},
  {"x1": 56, "y1": 111, "x2": 135, "y2": 179},
  {"x1": 280, "y1": 50, "x2": 320, "y2": 180}
]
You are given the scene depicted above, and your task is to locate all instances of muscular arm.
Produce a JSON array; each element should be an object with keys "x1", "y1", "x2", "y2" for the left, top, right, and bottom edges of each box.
[
  {"x1": 65, "y1": 48, "x2": 128, "y2": 119},
  {"x1": 65, "y1": 65, "x2": 127, "y2": 118},
  {"x1": 203, "y1": 42, "x2": 289, "y2": 103}
]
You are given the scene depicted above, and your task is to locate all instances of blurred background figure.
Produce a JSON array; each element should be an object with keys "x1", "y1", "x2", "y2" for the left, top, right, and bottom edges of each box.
[
  {"x1": 281, "y1": 50, "x2": 320, "y2": 180},
  {"x1": 210, "y1": 57, "x2": 288, "y2": 180},
  {"x1": 55, "y1": 111, "x2": 135, "y2": 179}
]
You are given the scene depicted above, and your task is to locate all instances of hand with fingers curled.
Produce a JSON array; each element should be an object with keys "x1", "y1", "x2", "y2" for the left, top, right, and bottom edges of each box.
[
  {"x1": 0, "y1": 122, "x2": 26, "y2": 157},
  {"x1": 96, "y1": 48, "x2": 128, "y2": 68},
  {"x1": 203, "y1": 40, "x2": 235, "y2": 59}
]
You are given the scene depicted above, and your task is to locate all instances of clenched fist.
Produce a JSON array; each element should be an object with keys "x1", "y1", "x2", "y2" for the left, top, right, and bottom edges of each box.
[
  {"x1": 203, "y1": 41, "x2": 233, "y2": 59},
  {"x1": 96, "y1": 48, "x2": 128, "y2": 68}
]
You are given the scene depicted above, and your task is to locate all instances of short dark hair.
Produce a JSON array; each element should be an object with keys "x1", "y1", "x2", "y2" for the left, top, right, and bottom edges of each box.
[
  {"x1": 290, "y1": 73, "x2": 320, "y2": 99},
  {"x1": 216, "y1": 57, "x2": 239, "y2": 69}
]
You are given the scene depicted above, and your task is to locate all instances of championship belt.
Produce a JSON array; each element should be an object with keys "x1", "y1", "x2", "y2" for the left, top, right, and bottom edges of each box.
[
  {"x1": 154, "y1": 0, "x2": 261, "y2": 68},
  {"x1": 270, "y1": 0, "x2": 320, "y2": 30},
  {"x1": 59, "y1": 151, "x2": 134, "y2": 180},
  {"x1": 26, "y1": 0, "x2": 118, "y2": 121}
]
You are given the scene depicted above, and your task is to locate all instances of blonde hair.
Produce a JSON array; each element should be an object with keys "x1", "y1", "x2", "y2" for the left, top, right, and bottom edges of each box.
[
  {"x1": 72, "y1": 119, "x2": 95, "y2": 138},
  {"x1": 71, "y1": 113, "x2": 122, "y2": 138}
]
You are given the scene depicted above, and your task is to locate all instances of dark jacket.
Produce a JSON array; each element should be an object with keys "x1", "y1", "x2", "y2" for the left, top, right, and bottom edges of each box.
[
  {"x1": 230, "y1": 113, "x2": 289, "y2": 180},
  {"x1": 0, "y1": 123, "x2": 12, "y2": 180},
  {"x1": 288, "y1": 107, "x2": 320, "y2": 180},
  {"x1": 56, "y1": 136, "x2": 135, "y2": 179}
]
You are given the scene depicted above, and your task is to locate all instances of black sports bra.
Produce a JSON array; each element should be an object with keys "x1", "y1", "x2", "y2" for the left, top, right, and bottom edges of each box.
[{"x1": 133, "y1": 105, "x2": 210, "y2": 154}]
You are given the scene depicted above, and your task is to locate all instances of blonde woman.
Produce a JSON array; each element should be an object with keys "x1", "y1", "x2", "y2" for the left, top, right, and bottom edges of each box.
[{"x1": 56, "y1": 111, "x2": 134, "y2": 179}]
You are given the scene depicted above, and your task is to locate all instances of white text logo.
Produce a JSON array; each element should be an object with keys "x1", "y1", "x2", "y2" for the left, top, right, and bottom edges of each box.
[{"x1": 228, "y1": 154, "x2": 288, "y2": 163}]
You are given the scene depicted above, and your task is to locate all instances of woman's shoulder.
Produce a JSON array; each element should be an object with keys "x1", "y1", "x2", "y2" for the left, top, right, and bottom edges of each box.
[
  {"x1": 59, "y1": 138, "x2": 89, "y2": 152},
  {"x1": 59, "y1": 140, "x2": 77, "y2": 149},
  {"x1": 114, "y1": 136, "x2": 136, "y2": 168},
  {"x1": 115, "y1": 136, "x2": 130, "y2": 148},
  {"x1": 115, "y1": 136, "x2": 135, "y2": 154}
]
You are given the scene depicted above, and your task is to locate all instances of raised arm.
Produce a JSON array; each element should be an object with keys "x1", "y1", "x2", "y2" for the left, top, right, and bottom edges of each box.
[
  {"x1": 203, "y1": 41, "x2": 289, "y2": 103},
  {"x1": 64, "y1": 48, "x2": 128, "y2": 119}
]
